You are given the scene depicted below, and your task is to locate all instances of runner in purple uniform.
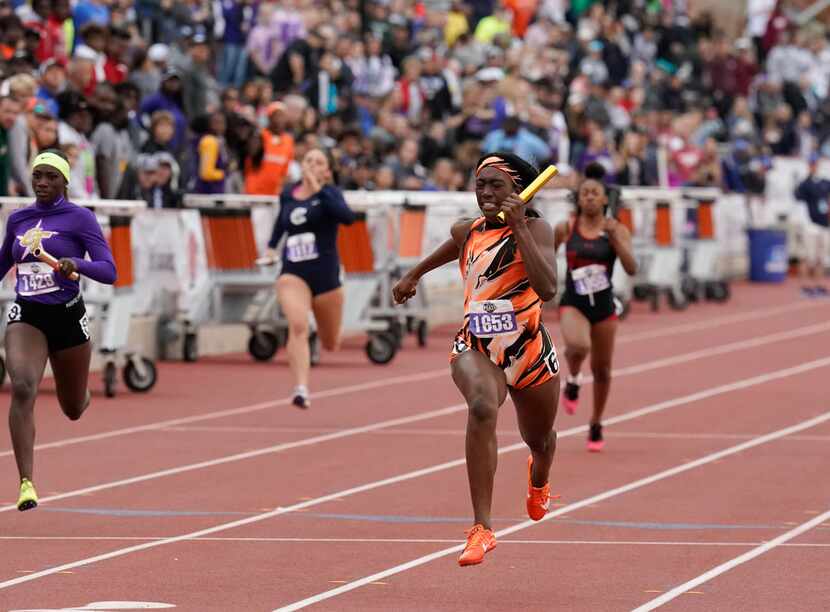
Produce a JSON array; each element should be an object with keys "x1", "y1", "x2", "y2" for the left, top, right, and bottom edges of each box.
[{"x1": 0, "y1": 150, "x2": 116, "y2": 511}]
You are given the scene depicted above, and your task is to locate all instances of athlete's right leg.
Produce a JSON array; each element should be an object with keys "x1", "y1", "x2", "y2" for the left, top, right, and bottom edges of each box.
[
  {"x1": 451, "y1": 349, "x2": 508, "y2": 530},
  {"x1": 277, "y1": 274, "x2": 313, "y2": 404},
  {"x1": 560, "y1": 306, "x2": 592, "y2": 413},
  {"x1": 451, "y1": 348, "x2": 507, "y2": 566},
  {"x1": 6, "y1": 323, "x2": 49, "y2": 483}
]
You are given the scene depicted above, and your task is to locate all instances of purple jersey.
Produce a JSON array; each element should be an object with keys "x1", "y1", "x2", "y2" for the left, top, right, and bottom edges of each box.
[{"x1": 0, "y1": 197, "x2": 116, "y2": 304}]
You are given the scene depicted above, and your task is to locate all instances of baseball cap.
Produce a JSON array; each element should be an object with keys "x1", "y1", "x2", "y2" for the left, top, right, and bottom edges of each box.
[
  {"x1": 39, "y1": 58, "x2": 65, "y2": 78},
  {"x1": 148, "y1": 44, "x2": 170, "y2": 63},
  {"x1": 476, "y1": 67, "x2": 504, "y2": 82},
  {"x1": 137, "y1": 154, "x2": 159, "y2": 172},
  {"x1": 73, "y1": 45, "x2": 98, "y2": 62},
  {"x1": 154, "y1": 152, "x2": 175, "y2": 168},
  {"x1": 190, "y1": 30, "x2": 208, "y2": 45},
  {"x1": 32, "y1": 101, "x2": 54, "y2": 118}
]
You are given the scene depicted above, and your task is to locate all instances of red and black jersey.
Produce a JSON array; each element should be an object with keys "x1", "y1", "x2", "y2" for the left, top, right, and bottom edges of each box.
[{"x1": 564, "y1": 221, "x2": 617, "y2": 296}]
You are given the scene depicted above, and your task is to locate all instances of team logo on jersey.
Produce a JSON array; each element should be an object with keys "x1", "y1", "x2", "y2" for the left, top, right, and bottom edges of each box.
[
  {"x1": 289, "y1": 207, "x2": 308, "y2": 226},
  {"x1": 17, "y1": 220, "x2": 57, "y2": 258},
  {"x1": 452, "y1": 337, "x2": 470, "y2": 355}
]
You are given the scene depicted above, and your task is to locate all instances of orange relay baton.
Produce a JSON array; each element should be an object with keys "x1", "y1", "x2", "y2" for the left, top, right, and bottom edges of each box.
[
  {"x1": 497, "y1": 165, "x2": 559, "y2": 222},
  {"x1": 32, "y1": 247, "x2": 80, "y2": 281}
]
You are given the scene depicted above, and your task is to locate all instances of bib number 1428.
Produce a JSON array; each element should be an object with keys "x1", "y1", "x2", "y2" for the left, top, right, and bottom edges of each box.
[{"x1": 17, "y1": 262, "x2": 58, "y2": 296}]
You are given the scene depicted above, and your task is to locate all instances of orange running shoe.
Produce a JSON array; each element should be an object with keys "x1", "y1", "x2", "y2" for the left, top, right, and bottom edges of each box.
[
  {"x1": 526, "y1": 455, "x2": 551, "y2": 521},
  {"x1": 458, "y1": 524, "x2": 496, "y2": 566}
]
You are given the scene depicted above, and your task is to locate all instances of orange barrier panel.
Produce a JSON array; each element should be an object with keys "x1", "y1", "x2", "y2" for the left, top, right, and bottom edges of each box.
[
  {"x1": 337, "y1": 212, "x2": 374, "y2": 274},
  {"x1": 616, "y1": 205, "x2": 634, "y2": 233},
  {"x1": 654, "y1": 201, "x2": 672, "y2": 246},
  {"x1": 199, "y1": 209, "x2": 258, "y2": 270},
  {"x1": 697, "y1": 199, "x2": 715, "y2": 240},
  {"x1": 108, "y1": 215, "x2": 133, "y2": 288},
  {"x1": 399, "y1": 204, "x2": 426, "y2": 258},
  {"x1": 201, "y1": 216, "x2": 218, "y2": 269}
]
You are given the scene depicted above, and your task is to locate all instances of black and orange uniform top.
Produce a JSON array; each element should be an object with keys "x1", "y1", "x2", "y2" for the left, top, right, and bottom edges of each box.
[
  {"x1": 451, "y1": 215, "x2": 559, "y2": 389},
  {"x1": 559, "y1": 220, "x2": 617, "y2": 325}
]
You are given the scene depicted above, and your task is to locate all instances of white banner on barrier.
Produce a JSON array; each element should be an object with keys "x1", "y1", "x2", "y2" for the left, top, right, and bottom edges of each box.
[
  {"x1": 177, "y1": 209, "x2": 210, "y2": 313},
  {"x1": 251, "y1": 205, "x2": 279, "y2": 255},
  {"x1": 131, "y1": 210, "x2": 209, "y2": 316}
]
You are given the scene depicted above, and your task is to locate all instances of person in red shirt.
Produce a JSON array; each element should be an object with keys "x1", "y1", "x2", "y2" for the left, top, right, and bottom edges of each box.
[
  {"x1": 0, "y1": 14, "x2": 24, "y2": 60},
  {"x1": 103, "y1": 25, "x2": 130, "y2": 85},
  {"x1": 20, "y1": 0, "x2": 53, "y2": 63},
  {"x1": 504, "y1": 0, "x2": 538, "y2": 38}
]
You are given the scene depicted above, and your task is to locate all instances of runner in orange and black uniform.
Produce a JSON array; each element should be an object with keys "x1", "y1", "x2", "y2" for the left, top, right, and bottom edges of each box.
[
  {"x1": 452, "y1": 214, "x2": 560, "y2": 387},
  {"x1": 393, "y1": 152, "x2": 561, "y2": 567},
  {"x1": 554, "y1": 163, "x2": 637, "y2": 452}
]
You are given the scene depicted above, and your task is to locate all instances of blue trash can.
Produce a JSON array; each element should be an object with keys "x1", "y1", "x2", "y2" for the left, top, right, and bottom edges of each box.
[{"x1": 747, "y1": 228, "x2": 788, "y2": 283}]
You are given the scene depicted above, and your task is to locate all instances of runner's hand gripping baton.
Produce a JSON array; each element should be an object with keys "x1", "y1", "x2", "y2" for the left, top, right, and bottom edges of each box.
[
  {"x1": 33, "y1": 247, "x2": 80, "y2": 281},
  {"x1": 255, "y1": 255, "x2": 281, "y2": 267},
  {"x1": 498, "y1": 165, "x2": 559, "y2": 222}
]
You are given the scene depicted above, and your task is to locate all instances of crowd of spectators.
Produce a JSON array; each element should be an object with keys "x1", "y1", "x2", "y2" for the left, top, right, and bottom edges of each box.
[{"x1": 0, "y1": 0, "x2": 829, "y2": 206}]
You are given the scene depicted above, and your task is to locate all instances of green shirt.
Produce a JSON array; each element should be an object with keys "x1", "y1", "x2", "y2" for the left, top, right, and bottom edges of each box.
[
  {"x1": 571, "y1": 0, "x2": 597, "y2": 16},
  {"x1": 0, "y1": 127, "x2": 9, "y2": 197}
]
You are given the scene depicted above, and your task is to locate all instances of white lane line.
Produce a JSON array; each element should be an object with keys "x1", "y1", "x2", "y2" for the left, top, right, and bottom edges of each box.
[
  {"x1": 0, "y1": 299, "x2": 812, "y2": 457},
  {"x1": 3, "y1": 346, "x2": 830, "y2": 517},
  {"x1": 0, "y1": 367, "x2": 449, "y2": 458},
  {"x1": 3, "y1": 536, "x2": 830, "y2": 547},
  {"x1": 0, "y1": 403, "x2": 465, "y2": 513},
  {"x1": 614, "y1": 300, "x2": 822, "y2": 345},
  {"x1": 632, "y1": 508, "x2": 830, "y2": 611},
  {"x1": 1, "y1": 361, "x2": 829, "y2": 590},
  {"x1": 610, "y1": 320, "x2": 830, "y2": 378},
  {"x1": 612, "y1": 432, "x2": 830, "y2": 442},
  {"x1": 564, "y1": 320, "x2": 830, "y2": 386},
  {"x1": 160, "y1": 427, "x2": 830, "y2": 443},
  {"x1": 275, "y1": 411, "x2": 830, "y2": 611}
]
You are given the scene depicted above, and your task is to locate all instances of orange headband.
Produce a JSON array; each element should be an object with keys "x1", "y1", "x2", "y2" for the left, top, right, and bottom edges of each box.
[{"x1": 475, "y1": 156, "x2": 522, "y2": 188}]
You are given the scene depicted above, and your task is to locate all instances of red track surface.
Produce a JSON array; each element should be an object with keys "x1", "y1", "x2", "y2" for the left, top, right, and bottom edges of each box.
[{"x1": 1, "y1": 281, "x2": 829, "y2": 611}]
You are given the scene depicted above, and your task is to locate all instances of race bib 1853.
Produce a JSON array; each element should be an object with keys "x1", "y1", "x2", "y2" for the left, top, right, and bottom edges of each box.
[
  {"x1": 467, "y1": 300, "x2": 518, "y2": 338},
  {"x1": 571, "y1": 264, "x2": 610, "y2": 296},
  {"x1": 285, "y1": 232, "x2": 319, "y2": 263},
  {"x1": 16, "y1": 262, "x2": 58, "y2": 296}
]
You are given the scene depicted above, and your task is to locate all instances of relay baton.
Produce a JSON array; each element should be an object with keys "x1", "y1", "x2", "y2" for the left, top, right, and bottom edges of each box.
[
  {"x1": 255, "y1": 255, "x2": 280, "y2": 267},
  {"x1": 497, "y1": 165, "x2": 559, "y2": 222},
  {"x1": 33, "y1": 247, "x2": 80, "y2": 281}
]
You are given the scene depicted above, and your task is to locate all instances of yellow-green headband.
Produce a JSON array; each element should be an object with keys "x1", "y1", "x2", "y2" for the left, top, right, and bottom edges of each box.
[{"x1": 32, "y1": 152, "x2": 70, "y2": 184}]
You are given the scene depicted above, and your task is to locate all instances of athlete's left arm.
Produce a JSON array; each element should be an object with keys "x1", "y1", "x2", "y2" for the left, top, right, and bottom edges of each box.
[
  {"x1": 605, "y1": 218, "x2": 638, "y2": 275},
  {"x1": 70, "y1": 210, "x2": 117, "y2": 284},
  {"x1": 502, "y1": 194, "x2": 557, "y2": 301},
  {"x1": 321, "y1": 185, "x2": 357, "y2": 225}
]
